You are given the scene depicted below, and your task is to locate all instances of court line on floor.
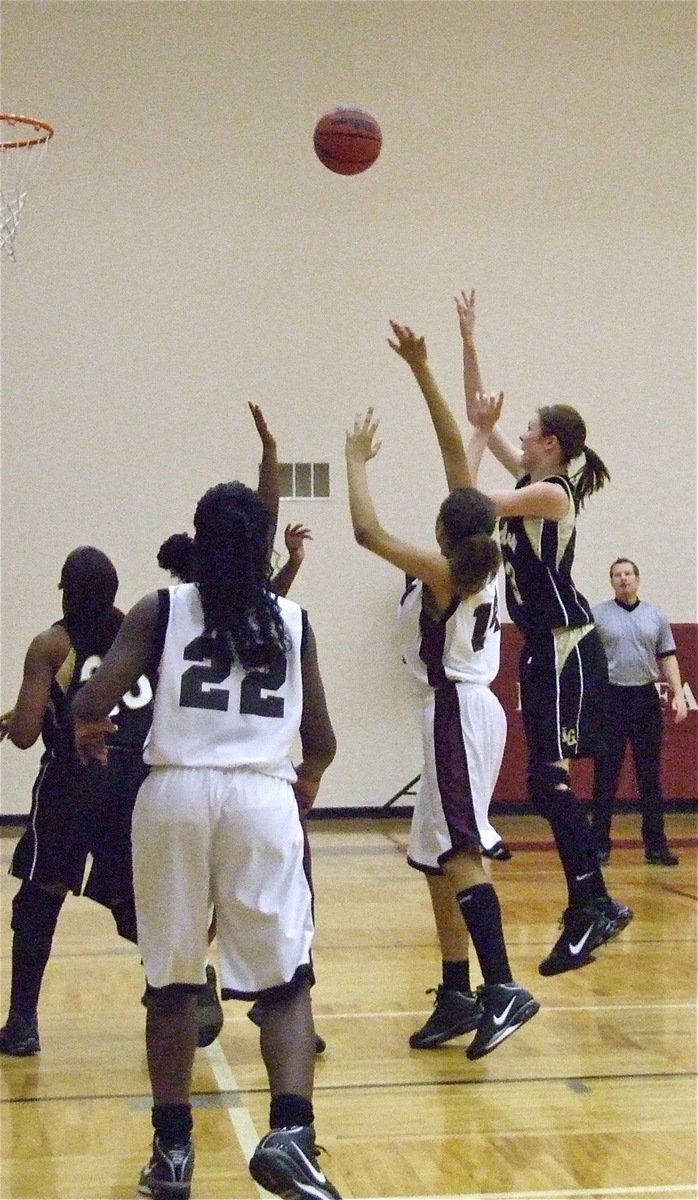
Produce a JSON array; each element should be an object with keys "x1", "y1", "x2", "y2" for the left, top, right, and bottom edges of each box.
[{"x1": 204, "y1": 1036, "x2": 268, "y2": 1198}]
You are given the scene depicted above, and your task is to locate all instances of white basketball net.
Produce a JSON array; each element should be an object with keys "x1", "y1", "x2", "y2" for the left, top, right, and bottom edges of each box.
[{"x1": 1, "y1": 114, "x2": 54, "y2": 261}]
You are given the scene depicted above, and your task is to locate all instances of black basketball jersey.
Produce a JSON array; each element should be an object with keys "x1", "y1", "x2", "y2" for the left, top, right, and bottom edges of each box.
[
  {"x1": 498, "y1": 473, "x2": 593, "y2": 637},
  {"x1": 41, "y1": 619, "x2": 154, "y2": 762}
]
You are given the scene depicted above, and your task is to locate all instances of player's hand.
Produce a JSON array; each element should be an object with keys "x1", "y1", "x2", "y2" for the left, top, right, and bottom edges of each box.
[
  {"x1": 345, "y1": 409, "x2": 382, "y2": 464},
  {"x1": 294, "y1": 773, "x2": 320, "y2": 817},
  {"x1": 455, "y1": 289, "x2": 476, "y2": 341},
  {"x1": 672, "y1": 692, "x2": 688, "y2": 724},
  {"x1": 470, "y1": 390, "x2": 504, "y2": 431},
  {"x1": 73, "y1": 717, "x2": 116, "y2": 766},
  {"x1": 0, "y1": 708, "x2": 15, "y2": 742},
  {"x1": 387, "y1": 321, "x2": 427, "y2": 369},
  {"x1": 284, "y1": 523, "x2": 312, "y2": 564},
  {"x1": 248, "y1": 403, "x2": 276, "y2": 450}
]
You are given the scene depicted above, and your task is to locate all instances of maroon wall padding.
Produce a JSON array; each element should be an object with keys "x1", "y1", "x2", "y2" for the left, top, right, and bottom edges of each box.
[{"x1": 490, "y1": 624, "x2": 697, "y2": 806}]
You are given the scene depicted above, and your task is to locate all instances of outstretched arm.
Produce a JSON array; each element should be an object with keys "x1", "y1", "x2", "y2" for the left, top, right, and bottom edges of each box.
[
  {"x1": 249, "y1": 403, "x2": 280, "y2": 537},
  {"x1": 345, "y1": 410, "x2": 454, "y2": 610},
  {"x1": 271, "y1": 523, "x2": 312, "y2": 597},
  {"x1": 455, "y1": 290, "x2": 523, "y2": 479},
  {"x1": 388, "y1": 321, "x2": 471, "y2": 492}
]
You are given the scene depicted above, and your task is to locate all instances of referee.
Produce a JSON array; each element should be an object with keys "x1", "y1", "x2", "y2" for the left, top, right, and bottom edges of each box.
[{"x1": 590, "y1": 557, "x2": 688, "y2": 866}]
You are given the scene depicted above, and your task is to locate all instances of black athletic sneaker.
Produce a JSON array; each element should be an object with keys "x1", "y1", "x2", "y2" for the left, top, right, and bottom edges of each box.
[
  {"x1": 138, "y1": 1136, "x2": 194, "y2": 1200},
  {"x1": 466, "y1": 983, "x2": 539, "y2": 1060},
  {"x1": 0, "y1": 1011, "x2": 40, "y2": 1056},
  {"x1": 539, "y1": 904, "x2": 610, "y2": 976},
  {"x1": 593, "y1": 895, "x2": 633, "y2": 939},
  {"x1": 482, "y1": 840, "x2": 513, "y2": 861},
  {"x1": 247, "y1": 1000, "x2": 326, "y2": 1054},
  {"x1": 196, "y1": 964, "x2": 224, "y2": 1048},
  {"x1": 409, "y1": 986, "x2": 481, "y2": 1049},
  {"x1": 249, "y1": 1125, "x2": 341, "y2": 1200},
  {"x1": 645, "y1": 842, "x2": 679, "y2": 866}
]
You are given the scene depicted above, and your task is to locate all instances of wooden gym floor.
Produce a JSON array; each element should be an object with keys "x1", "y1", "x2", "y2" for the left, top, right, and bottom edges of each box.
[{"x1": 1, "y1": 811, "x2": 696, "y2": 1200}]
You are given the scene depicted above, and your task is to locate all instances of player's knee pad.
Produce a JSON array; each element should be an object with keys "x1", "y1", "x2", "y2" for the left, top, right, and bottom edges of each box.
[
  {"x1": 527, "y1": 763, "x2": 572, "y2": 820},
  {"x1": 11, "y1": 880, "x2": 64, "y2": 943}
]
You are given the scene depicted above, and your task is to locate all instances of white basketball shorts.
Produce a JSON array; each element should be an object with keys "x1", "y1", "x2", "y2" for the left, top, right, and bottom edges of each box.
[
  {"x1": 407, "y1": 681, "x2": 506, "y2": 871},
  {"x1": 131, "y1": 765, "x2": 314, "y2": 996}
]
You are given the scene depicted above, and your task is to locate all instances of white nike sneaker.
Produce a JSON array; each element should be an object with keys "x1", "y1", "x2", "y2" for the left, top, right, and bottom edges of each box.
[
  {"x1": 466, "y1": 983, "x2": 539, "y2": 1060},
  {"x1": 249, "y1": 1125, "x2": 342, "y2": 1200}
]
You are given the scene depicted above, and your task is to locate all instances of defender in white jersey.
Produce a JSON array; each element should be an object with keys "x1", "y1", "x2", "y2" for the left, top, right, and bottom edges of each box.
[
  {"x1": 347, "y1": 320, "x2": 538, "y2": 1063},
  {"x1": 397, "y1": 574, "x2": 505, "y2": 860},
  {"x1": 73, "y1": 482, "x2": 340, "y2": 1200},
  {"x1": 457, "y1": 286, "x2": 632, "y2": 980}
]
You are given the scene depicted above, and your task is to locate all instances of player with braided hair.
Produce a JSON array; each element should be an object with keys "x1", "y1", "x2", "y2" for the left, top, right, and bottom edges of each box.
[{"x1": 72, "y1": 481, "x2": 339, "y2": 1200}]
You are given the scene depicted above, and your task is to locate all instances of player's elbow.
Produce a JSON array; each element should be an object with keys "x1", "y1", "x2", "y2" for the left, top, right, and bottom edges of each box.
[
  {"x1": 353, "y1": 522, "x2": 381, "y2": 551},
  {"x1": 9, "y1": 728, "x2": 39, "y2": 750}
]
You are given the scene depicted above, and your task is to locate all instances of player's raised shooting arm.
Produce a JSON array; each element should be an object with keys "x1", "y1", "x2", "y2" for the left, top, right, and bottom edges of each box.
[
  {"x1": 455, "y1": 290, "x2": 523, "y2": 479},
  {"x1": 249, "y1": 403, "x2": 280, "y2": 538},
  {"x1": 388, "y1": 321, "x2": 470, "y2": 492},
  {"x1": 346, "y1": 410, "x2": 454, "y2": 611}
]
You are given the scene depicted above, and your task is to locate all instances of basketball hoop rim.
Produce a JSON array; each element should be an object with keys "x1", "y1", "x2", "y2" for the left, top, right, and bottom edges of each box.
[{"x1": 0, "y1": 114, "x2": 54, "y2": 150}]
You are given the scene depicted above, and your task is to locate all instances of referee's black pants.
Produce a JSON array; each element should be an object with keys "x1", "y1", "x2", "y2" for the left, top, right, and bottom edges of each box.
[{"x1": 591, "y1": 682, "x2": 666, "y2": 851}]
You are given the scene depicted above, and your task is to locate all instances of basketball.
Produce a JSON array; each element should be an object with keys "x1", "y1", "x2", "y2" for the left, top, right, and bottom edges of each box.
[{"x1": 313, "y1": 107, "x2": 382, "y2": 176}]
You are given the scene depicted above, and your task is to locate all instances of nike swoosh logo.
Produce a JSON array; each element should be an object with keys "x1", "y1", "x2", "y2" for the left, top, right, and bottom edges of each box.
[
  {"x1": 293, "y1": 1148, "x2": 327, "y2": 1186},
  {"x1": 568, "y1": 926, "x2": 594, "y2": 956},
  {"x1": 575, "y1": 871, "x2": 594, "y2": 882},
  {"x1": 492, "y1": 996, "x2": 517, "y2": 1027}
]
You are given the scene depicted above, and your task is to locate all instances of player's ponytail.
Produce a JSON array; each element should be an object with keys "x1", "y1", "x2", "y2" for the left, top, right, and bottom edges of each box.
[
  {"x1": 157, "y1": 532, "x2": 196, "y2": 582},
  {"x1": 538, "y1": 405, "x2": 610, "y2": 509},
  {"x1": 438, "y1": 487, "x2": 501, "y2": 597}
]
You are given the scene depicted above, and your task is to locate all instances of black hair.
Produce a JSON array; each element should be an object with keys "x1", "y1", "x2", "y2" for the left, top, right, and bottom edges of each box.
[
  {"x1": 193, "y1": 481, "x2": 288, "y2": 670},
  {"x1": 157, "y1": 532, "x2": 196, "y2": 583},
  {"x1": 538, "y1": 405, "x2": 610, "y2": 509},
  {"x1": 59, "y1": 546, "x2": 122, "y2": 655},
  {"x1": 438, "y1": 487, "x2": 501, "y2": 597}
]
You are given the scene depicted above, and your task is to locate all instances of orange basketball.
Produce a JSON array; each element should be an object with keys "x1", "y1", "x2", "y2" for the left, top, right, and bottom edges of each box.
[{"x1": 313, "y1": 107, "x2": 382, "y2": 176}]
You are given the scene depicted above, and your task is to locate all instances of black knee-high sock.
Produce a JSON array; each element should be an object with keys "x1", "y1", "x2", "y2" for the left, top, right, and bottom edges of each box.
[
  {"x1": 543, "y1": 790, "x2": 608, "y2": 907},
  {"x1": 9, "y1": 881, "x2": 65, "y2": 1018},
  {"x1": 456, "y1": 883, "x2": 512, "y2": 986}
]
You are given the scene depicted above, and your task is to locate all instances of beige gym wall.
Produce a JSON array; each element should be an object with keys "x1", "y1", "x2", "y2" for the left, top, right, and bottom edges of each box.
[{"x1": 1, "y1": 0, "x2": 695, "y2": 814}]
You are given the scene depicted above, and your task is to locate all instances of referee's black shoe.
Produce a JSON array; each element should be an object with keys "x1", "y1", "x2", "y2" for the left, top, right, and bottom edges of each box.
[{"x1": 645, "y1": 842, "x2": 679, "y2": 866}]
